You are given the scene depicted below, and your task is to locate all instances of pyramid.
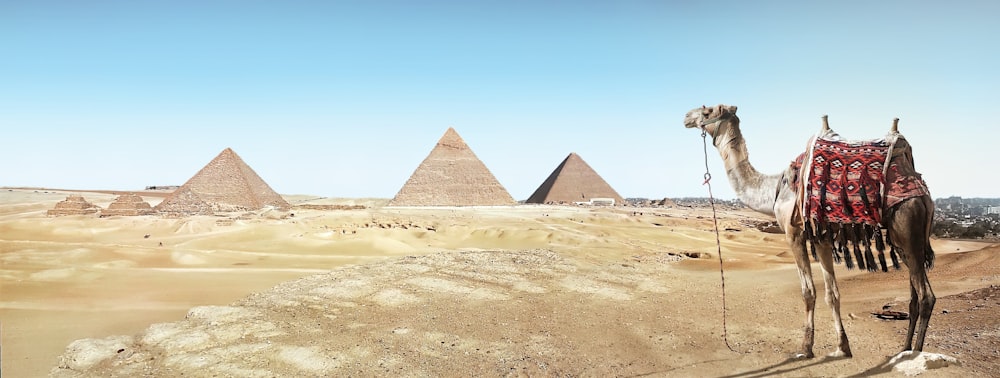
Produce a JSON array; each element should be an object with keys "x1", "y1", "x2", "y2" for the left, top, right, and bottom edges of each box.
[
  {"x1": 389, "y1": 128, "x2": 515, "y2": 206},
  {"x1": 154, "y1": 148, "x2": 290, "y2": 216},
  {"x1": 100, "y1": 193, "x2": 154, "y2": 217},
  {"x1": 47, "y1": 195, "x2": 101, "y2": 216},
  {"x1": 526, "y1": 152, "x2": 625, "y2": 205}
]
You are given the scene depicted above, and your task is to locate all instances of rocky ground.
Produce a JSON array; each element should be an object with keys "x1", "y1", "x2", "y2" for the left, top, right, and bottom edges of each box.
[
  {"x1": 4, "y1": 189, "x2": 997, "y2": 377},
  {"x1": 52, "y1": 247, "x2": 999, "y2": 377}
]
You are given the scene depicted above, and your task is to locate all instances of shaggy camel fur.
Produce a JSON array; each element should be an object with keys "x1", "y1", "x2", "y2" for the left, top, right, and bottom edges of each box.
[{"x1": 684, "y1": 104, "x2": 935, "y2": 358}]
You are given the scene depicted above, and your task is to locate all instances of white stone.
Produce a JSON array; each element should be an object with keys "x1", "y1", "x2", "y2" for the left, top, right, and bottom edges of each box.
[
  {"x1": 58, "y1": 335, "x2": 133, "y2": 371},
  {"x1": 889, "y1": 351, "x2": 959, "y2": 376}
]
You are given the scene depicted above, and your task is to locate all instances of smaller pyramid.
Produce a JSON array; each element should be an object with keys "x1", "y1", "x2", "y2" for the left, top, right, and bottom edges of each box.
[
  {"x1": 47, "y1": 195, "x2": 101, "y2": 216},
  {"x1": 154, "y1": 148, "x2": 290, "y2": 216},
  {"x1": 100, "y1": 193, "x2": 154, "y2": 217},
  {"x1": 526, "y1": 152, "x2": 624, "y2": 205},
  {"x1": 389, "y1": 128, "x2": 515, "y2": 206}
]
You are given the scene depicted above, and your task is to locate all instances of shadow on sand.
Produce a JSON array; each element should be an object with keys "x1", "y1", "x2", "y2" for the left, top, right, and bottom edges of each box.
[
  {"x1": 843, "y1": 353, "x2": 923, "y2": 378},
  {"x1": 718, "y1": 352, "x2": 923, "y2": 378},
  {"x1": 628, "y1": 352, "x2": 917, "y2": 377},
  {"x1": 716, "y1": 354, "x2": 853, "y2": 378}
]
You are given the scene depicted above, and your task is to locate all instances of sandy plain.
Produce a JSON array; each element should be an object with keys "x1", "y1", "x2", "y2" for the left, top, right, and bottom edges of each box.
[{"x1": 1, "y1": 188, "x2": 998, "y2": 377}]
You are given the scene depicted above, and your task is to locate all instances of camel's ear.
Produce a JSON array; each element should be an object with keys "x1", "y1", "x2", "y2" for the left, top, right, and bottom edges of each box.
[{"x1": 714, "y1": 104, "x2": 731, "y2": 116}]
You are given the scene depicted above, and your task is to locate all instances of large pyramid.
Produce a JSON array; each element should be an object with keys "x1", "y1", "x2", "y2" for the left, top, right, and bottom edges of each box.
[
  {"x1": 389, "y1": 128, "x2": 515, "y2": 206},
  {"x1": 526, "y1": 152, "x2": 625, "y2": 205},
  {"x1": 154, "y1": 148, "x2": 290, "y2": 216}
]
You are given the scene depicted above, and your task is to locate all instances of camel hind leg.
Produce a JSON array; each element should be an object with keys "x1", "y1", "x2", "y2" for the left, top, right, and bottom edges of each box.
[{"x1": 887, "y1": 197, "x2": 936, "y2": 352}]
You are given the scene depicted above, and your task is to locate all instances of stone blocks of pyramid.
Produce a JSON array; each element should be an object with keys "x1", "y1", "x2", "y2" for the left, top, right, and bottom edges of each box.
[
  {"x1": 389, "y1": 128, "x2": 515, "y2": 206},
  {"x1": 154, "y1": 148, "x2": 290, "y2": 216},
  {"x1": 526, "y1": 152, "x2": 624, "y2": 205},
  {"x1": 47, "y1": 195, "x2": 101, "y2": 216},
  {"x1": 100, "y1": 193, "x2": 154, "y2": 217}
]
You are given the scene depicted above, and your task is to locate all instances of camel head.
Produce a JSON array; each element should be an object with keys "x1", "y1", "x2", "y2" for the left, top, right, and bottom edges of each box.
[{"x1": 683, "y1": 104, "x2": 739, "y2": 144}]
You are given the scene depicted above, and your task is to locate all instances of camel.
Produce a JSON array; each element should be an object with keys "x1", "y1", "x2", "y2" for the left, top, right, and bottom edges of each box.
[{"x1": 683, "y1": 104, "x2": 936, "y2": 359}]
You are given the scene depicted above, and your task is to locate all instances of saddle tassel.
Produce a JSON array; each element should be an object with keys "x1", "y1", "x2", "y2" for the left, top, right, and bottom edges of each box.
[
  {"x1": 817, "y1": 162, "x2": 831, "y2": 235},
  {"x1": 885, "y1": 231, "x2": 902, "y2": 270},
  {"x1": 856, "y1": 225, "x2": 869, "y2": 271},
  {"x1": 804, "y1": 221, "x2": 818, "y2": 261},
  {"x1": 877, "y1": 247, "x2": 889, "y2": 272},
  {"x1": 843, "y1": 225, "x2": 856, "y2": 269},
  {"x1": 827, "y1": 225, "x2": 837, "y2": 258},
  {"x1": 858, "y1": 175, "x2": 873, "y2": 220},
  {"x1": 852, "y1": 224, "x2": 867, "y2": 270},
  {"x1": 867, "y1": 172, "x2": 884, "y2": 225},
  {"x1": 839, "y1": 166, "x2": 852, "y2": 217},
  {"x1": 866, "y1": 228, "x2": 881, "y2": 272},
  {"x1": 865, "y1": 247, "x2": 879, "y2": 272},
  {"x1": 859, "y1": 225, "x2": 874, "y2": 271},
  {"x1": 833, "y1": 227, "x2": 846, "y2": 265},
  {"x1": 874, "y1": 226, "x2": 886, "y2": 253}
]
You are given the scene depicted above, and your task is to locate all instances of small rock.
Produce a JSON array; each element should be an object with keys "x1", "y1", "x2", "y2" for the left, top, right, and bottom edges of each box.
[
  {"x1": 889, "y1": 351, "x2": 959, "y2": 376},
  {"x1": 56, "y1": 335, "x2": 134, "y2": 371}
]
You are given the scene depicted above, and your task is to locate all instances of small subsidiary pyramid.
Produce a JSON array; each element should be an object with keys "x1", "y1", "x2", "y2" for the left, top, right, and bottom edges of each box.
[
  {"x1": 100, "y1": 193, "x2": 154, "y2": 217},
  {"x1": 154, "y1": 148, "x2": 290, "y2": 216},
  {"x1": 388, "y1": 127, "x2": 515, "y2": 206},
  {"x1": 47, "y1": 195, "x2": 101, "y2": 216},
  {"x1": 526, "y1": 152, "x2": 624, "y2": 205}
]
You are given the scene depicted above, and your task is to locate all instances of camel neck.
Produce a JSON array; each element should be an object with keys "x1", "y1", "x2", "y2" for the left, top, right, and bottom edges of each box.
[{"x1": 714, "y1": 126, "x2": 782, "y2": 216}]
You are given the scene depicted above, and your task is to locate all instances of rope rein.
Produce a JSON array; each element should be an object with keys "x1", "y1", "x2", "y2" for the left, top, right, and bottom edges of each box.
[{"x1": 701, "y1": 127, "x2": 737, "y2": 353}]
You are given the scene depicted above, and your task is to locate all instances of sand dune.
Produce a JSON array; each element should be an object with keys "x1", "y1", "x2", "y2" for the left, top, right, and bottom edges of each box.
[{"x1": 2, "y1": 189, "x2": 998, "y2": 377}]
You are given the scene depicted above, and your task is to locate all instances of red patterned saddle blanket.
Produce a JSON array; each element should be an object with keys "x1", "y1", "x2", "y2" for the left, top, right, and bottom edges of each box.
[
  {"x1": 788, "y1": 131, "x2": 930, "y2": 272},
  {"x1": 789, "y1": 133, "x2": 930, "y2": 227}
]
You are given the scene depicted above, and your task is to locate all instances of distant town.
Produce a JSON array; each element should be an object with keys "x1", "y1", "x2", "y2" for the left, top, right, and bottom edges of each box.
[
  {"x1": 627, "y1": 196, "x2": 1000, "y2": 241},
  {"x1": 932, "y1": 197, "x2": 1000, "y2": 240}
]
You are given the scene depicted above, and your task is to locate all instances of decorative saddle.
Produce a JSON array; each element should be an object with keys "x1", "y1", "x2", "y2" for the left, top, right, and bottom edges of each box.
[{"x1": 789, "y1": 127, "x2": 930, "y2": 272}]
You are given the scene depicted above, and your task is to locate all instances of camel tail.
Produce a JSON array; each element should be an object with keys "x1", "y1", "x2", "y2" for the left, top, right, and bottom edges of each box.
[
  {"x1": 925, "y1": 241, "x2": 935, "y2": 269},
  {"x1": 924, "y1": 195, "x2": 935, "y2": 270}
]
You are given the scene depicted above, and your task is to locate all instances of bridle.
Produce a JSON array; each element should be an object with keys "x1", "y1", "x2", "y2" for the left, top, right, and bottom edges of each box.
[{"x1": 698, "y1": 112, "x2": 729, "y2": 142}]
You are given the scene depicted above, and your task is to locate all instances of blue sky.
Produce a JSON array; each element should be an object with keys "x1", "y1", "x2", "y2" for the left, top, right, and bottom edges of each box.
[{"x1": 2, "y1": 1, "x2": 998, "y2": 200}]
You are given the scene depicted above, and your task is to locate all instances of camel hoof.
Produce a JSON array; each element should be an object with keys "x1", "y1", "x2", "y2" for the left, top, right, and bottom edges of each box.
[
  {"x1": 827, "y1": 350, "x2": 852, "y2": 358},
  {"x1": 793, "y1": 352, "x2": 814, "y2": 360}
]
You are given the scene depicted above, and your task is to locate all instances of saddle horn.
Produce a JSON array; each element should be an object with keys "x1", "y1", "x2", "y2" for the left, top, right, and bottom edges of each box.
[
  {"x1": 821, "y1": 115, "x2": 830, "y2": 133},
  {"x1": 891, "y1": 118, "x2": 900, "y2": 134}
]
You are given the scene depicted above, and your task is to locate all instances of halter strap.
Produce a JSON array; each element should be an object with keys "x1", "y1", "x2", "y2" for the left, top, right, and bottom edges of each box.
[{"x1": 699, "y1": 114, "x2": 728, "y2": 142}]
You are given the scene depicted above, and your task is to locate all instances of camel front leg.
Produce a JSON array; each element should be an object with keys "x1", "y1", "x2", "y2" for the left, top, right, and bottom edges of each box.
[
  {"x1": 789, "y1": 233, "x2": 816, "y2": 359},
  {"x1": 816, "y1": 242, "x2": 852, "y2": 357}
]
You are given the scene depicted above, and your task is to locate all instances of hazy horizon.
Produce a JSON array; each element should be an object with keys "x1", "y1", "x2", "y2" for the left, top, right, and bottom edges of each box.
[{"x1": 3, "y1": 1, "x2": 998, "y2": 200}]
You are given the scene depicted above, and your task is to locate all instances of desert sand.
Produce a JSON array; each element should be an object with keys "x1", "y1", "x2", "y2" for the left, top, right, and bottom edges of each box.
[{"x1": 1, "y1": 188, "x2": 998, "y2": 377}]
